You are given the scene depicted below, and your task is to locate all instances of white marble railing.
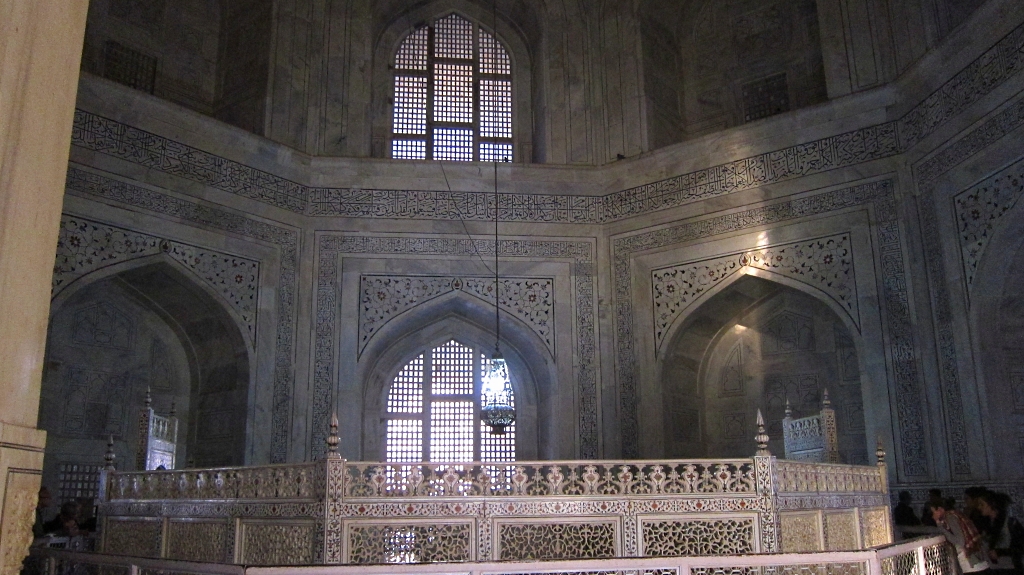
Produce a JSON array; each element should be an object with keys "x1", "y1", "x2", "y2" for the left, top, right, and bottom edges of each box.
[
  {"x1": 29, "y1": 536, "x2": 952, "y2": 575},
  {"x1": 108, "y1": 462, "x2": 319, "y2": 501},
  {"x1": 96, "y1": 455, "x2": 892, "y2": 565},
  {"x1": 776, "y1": 460, "x2": 887, "y2": 494}
]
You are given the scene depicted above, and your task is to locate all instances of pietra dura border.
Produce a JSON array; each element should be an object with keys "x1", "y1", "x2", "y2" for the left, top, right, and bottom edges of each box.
[
  {"x1": 64, "y1": 166, "x2": 300, "y2": 464},
  {"x1": 313, "y1": 236, "x2": 597, "y2": 460},
  {"x1": 912, "y1": 92, "x2": 1024, "y2": 479},
  {"x1": 68, "y1": 21, "x2": 1024, "y2": 224},
  {"x1": 611, "y1": 180, "x2": 930, "y2": 479}
]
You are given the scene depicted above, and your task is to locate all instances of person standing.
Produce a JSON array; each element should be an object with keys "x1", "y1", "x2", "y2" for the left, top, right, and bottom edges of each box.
[
  {"x1": 977, "y1": 492, "x2": 1023, "y2": 574},
  {"x1": 930, "y1": 500, "x2": 990, "y2": 573}
]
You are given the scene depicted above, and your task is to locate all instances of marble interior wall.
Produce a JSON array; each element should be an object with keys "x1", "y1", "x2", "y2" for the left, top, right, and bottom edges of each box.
[
  {"x1": 678, "y1": 0, "x2": 827, "y2": 138},
  {"x1": 81, "y1": 0, "x2": 222, "y2": 114},
  {"x1": 41, "y1": 0, "x2": 1024, "y2": 495},
  {"x1": 215, "y1": 0, "x2": 272, "y2": 135}
]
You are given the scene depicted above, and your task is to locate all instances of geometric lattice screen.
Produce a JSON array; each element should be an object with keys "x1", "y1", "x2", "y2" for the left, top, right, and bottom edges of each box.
[
  {"x1": 386, "y1": 340, "x2": 515, "y2": 462},
  {"x1": 391, "y1": 14, "x2": 513, "y2": 162}
]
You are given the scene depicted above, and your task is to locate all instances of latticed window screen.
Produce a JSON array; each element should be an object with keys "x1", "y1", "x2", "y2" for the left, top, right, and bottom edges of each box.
[
  {"x1": 385, "y1": 340, "x2": 516, "y2": 462},
  {"x1": 390, "y1": 14, "x2": 514, "y2": 161}
]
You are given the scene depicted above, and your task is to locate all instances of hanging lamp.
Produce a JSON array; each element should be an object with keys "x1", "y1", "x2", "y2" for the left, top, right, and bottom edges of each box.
[{"x1": 481, "y1": 158, "x2": 515, "y2": 435}]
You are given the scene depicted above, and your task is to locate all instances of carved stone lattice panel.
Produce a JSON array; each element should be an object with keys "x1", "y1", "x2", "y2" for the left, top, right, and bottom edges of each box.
[
  {"x1": 166, "y1": 520, "x2": 230, "y2": 562},
  {"x1": 347, "y1": 523, "x2": 472, "y2": 564},
  {"x1": 498, "y1": 521, "x2": 617, "y2": 560},
  {"x1": 104, "y1": 518, "x2": 162, "y2": 557},
  {"x1": 823, "y1": 511, "x2": 860, "y2": 551},
  {"x1": 64, "y1": 169, "x2": 299, "y2": 463},
  {"x1": 652, "y1": 233, "x2": 858, "y2": 352},
  {"x1": 359, "y1": 275, "x2": 554, "y2": 356},
  {"x1": 923, "y1": 541, "x2": 954, "y2": 575},
  {"x1": 342, "y1": 461, "x2": 757, "y2": 498},
  {"x1": 241, "y1": 522, "x2": 315, "y2": 565},
  {"x1": 860, "y1": 507, "x2": 892, "y2": 547},
  {"x1": 53, "y1": 216, "x2": 259, "y2": 339},
  {"x1": 640, "y1": 518, "x2": 755, "y2": 557},
  {"x1": 880, "y1": 550, "x2": 918, "y2": 575},
  {"x1": 780, "y1": 512, "x2": 822, "y2": 552},
  {"x1": 954, "y1": 158, "x2": 1024, "y2": 295}
]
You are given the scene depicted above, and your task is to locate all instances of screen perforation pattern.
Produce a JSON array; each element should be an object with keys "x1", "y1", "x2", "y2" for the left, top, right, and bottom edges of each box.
[
  {"x1": 390, "y1": 13, "x2": 513, "y2": 161},
  {"x1": 384, "y1": 341, "x2": 516, "y2": 464}
]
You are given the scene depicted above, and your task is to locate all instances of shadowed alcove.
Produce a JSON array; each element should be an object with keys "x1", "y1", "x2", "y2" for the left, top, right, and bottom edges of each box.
[
  {"x1": 659, "y1": 275, "x2": 869, "y2": 463},
  {"x1": 39, "y1": 260, "x2": 252, "y2": 501}
]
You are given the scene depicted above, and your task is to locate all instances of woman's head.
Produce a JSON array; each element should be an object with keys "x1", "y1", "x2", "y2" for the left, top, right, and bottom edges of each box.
[
  {"x1": 977, "y1": 492, "x2": 1007, "y2": 519},
  {"x1": 928, "y1": 501, "x2": 948, "y2": 522}
]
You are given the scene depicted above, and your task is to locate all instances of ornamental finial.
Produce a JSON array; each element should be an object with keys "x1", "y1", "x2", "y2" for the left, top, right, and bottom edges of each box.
[
  {"x1": 169, "y1": 400, "x2": 177, "y2": 418},
  {"x1": 784, "y1": 398, "x2": 792, "y2": 419},
  {"x1": 755, "y1": 409, "x2": 770, "y2": 456},
  {"x1": 822, "y1": 388, "x2": 831, "y2": 409},
  {"x1": 104, "y1": 435, "x2": 116, "y2": 470},
  {"x1": 876, "y1": 437, "x2": 886, "y2": 466},
  {"x1": 326, "y1": 412, "x2": 341, "y2": 459},
  {"x1": 144, "y1": 387, "x2": 152, "y2": 409}
]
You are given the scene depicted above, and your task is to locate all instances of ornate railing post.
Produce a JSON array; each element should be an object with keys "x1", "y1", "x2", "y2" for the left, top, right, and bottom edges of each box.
[
  {"x1": 754, "y1": 409, "x2": 781, "y2": 553},
  {"x1": 319, "y1": 413, "x2": 346, "y2": 564}
]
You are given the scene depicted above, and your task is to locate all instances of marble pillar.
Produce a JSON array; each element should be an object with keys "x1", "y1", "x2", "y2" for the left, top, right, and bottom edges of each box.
[{"x1": 0, "y1": 0, "x2": 89, "y2": 572}]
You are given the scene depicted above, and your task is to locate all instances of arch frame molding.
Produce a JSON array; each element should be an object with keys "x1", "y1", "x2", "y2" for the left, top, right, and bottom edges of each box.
[
  {"x1": 312, "y1": 232, "x2": 597, "y2": 461},
  {"x1": 611, "y1": 177, "x2": 931, "y2": 482}
]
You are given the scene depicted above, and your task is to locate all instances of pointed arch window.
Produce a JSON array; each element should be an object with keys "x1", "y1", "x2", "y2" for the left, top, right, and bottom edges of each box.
[
  {"x1": 390, "y1": 14, "x2": 513, "y2": 162},
  {"x1": 385, "y1": 340, "x2": 515, "y2": 462}
]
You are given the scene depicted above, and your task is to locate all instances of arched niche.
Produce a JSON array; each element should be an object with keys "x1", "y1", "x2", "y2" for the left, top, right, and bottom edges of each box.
[
  {"x1": 356, "y1": 291, "x2": 558, "y2": 462},
  {"x1": 970, "y1": 194, "x2": 1024, "y2": 478},
  {"x1": 40, "y1": 259, "x2": 252, "y2": 499},
  {"x1": 658, "y1": 274, "x2": 869, "y2": 463}
]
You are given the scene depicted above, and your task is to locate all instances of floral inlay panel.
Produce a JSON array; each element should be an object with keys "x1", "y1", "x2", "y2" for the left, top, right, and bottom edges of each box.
[
  {"x1": 359, "y1": 275, "x2": 553, "y2": 356},
  {"x1": 823, "y1": 511, "x2": 859, "y2": 550},
  {"x1": 652, "y1": 234, "x2": 857, "y2": 350},
  {"x1": 954, "y1": 158, "x2": 1024, "y2": 295},
  {"x1": 861, "y1": 507, "x2": 891, "y2": 548},
  {"x1": 780, "y1": 512, "x2": 822, "y2": 552},
  {"x1": 167, "y1": 521, "x2": 230, "y2": 562},
  {"x1": 104, "y1": 519, "x2": 162, "y2": 557}
]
